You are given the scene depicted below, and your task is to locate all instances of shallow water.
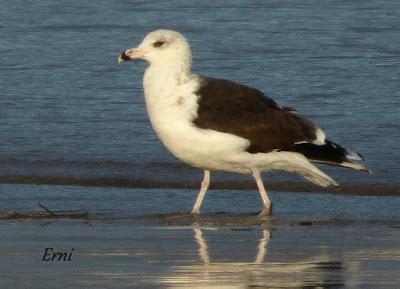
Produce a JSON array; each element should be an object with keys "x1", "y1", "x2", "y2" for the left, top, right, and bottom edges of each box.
[
  {"x1": 1, "y1": 219, "x2": 400, "y2": 289},
  {"x1": 1, "y1": 0, "x2": 399, "y2": 188},
  {"x1": 1, "y1": 2, "x2": 400, "y2": 287},
  {"x1": 2, "y1": 184, "x2": 400, "y2": 221}
]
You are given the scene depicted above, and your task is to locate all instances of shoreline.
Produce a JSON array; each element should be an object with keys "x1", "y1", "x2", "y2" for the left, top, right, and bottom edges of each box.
[
  {"x1": 2, "y1": 210, "x2": 400, "y2": 228},
  {"x1": 1, "y1": 176, "x2": 399, "y2": 196}
]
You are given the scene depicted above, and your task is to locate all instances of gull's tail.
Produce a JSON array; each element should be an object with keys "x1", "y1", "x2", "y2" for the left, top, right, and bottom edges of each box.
[{"x1": 292, "y1": 140, "x2": 371, "y2": 174}]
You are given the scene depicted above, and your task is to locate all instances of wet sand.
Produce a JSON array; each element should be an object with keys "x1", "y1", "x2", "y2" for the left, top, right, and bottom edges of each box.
[{"x1": 1, "y1": 212, "x2": 400, "y2": 289}]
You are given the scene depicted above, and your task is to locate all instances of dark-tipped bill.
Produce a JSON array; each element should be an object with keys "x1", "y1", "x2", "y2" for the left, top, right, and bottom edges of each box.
[
  {"x1": 118, "y1": 48, "x2": 146, "y2": 63},
  {"x1": 118, "y1": 51, "x2": 131, "y2": 64}
]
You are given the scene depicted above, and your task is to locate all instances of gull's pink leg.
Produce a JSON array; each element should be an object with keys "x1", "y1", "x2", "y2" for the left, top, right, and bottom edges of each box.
[
  {"x1": 191, "y1": 170, "x2": 211, "y2": 215},
  {"x1": 252, "y1": 169, "x2": 272, "y2": 216}
]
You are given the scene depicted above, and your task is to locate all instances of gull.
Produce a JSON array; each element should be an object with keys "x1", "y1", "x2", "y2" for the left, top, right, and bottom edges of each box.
[{"x1": 118, "y1": 29, "x2": 369, "y2": 216}]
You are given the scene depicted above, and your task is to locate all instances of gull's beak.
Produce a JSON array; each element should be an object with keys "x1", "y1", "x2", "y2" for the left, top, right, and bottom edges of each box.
[{"x1": 118, "y1": 48, "x2": 146, "y2": 64}]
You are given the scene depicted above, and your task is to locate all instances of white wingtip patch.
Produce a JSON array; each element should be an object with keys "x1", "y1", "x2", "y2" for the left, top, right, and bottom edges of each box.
[
  {"x1": 346, "y1": 150, "x2": 363, "y2": 161},
  {"x1": 313, "y1": 128, "x2": 326, "y2": 145}
]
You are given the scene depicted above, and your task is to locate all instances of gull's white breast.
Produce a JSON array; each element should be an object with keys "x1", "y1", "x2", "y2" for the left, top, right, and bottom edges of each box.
[{"x1": 143, "y1": 69, "x2": 251, "y2": 172}]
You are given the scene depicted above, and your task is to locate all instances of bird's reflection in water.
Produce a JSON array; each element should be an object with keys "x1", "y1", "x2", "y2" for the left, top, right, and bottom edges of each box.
[{"x1": 160, "y1": 226, "x2": 344, "y2": 289}]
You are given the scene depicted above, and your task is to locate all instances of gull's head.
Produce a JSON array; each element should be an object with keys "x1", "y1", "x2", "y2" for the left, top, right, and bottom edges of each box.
[{"x1": 119, "y1": 29, "x2": 192, "y2": 68}]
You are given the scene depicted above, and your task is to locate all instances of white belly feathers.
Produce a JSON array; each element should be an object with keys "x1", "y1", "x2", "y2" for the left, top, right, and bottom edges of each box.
[{"x1": 143, "y1": 70, "x2": 250, "y2": 171}]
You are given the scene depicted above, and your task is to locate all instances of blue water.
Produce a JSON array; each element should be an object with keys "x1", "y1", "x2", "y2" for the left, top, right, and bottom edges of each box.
[
  {"x1": 1, "y1": 1, "x2": 399, "y2": 194},
  {"x1": 2, "y1": 183, "x2": 400, "y2": 221},
  {"x1": 1, "y1": 5, "x2": 400, "y2": 288}
]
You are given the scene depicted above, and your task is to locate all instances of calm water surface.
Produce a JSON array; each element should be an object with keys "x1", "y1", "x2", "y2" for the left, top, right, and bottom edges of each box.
[
  {"x1": 1, "y1": 0, "x2": 399, "y2": 188},
  {"x1": 1, "y1": 3, "x2": 400, "y2": 287},
  {"x1": 1, "y1": 219, "x2": 400, "y2": 289}
]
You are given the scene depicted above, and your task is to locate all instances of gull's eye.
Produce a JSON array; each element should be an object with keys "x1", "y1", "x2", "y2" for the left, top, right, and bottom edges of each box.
[{"x1": 153, "y1": 40, "x2": 165, "y2": 48}]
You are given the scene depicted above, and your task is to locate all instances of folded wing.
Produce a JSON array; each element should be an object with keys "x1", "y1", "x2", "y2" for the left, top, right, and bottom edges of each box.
[{"x1": 193, "y1": 77, "x2": 369, "y2": 173}]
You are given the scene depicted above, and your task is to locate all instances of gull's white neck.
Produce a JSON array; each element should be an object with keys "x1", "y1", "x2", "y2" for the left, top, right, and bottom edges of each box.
[
  {"x1": 143, "y1": 62, "x2": 193, "y2": 108},
  {"x1": 141, "y1": 60, "x2": 202, "y2": 163},
  {"x1": 142, "y1": 51, "x2": 200, "y2": 117}
]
